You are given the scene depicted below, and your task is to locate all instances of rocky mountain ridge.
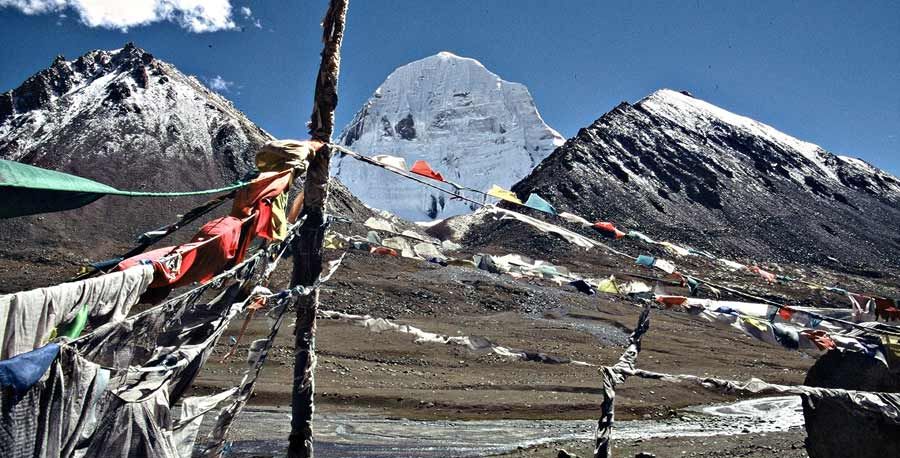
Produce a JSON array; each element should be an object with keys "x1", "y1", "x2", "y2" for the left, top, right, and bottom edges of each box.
[
  {"x1": 0, "y1": 44, "x2": 371, "y2": 262},
  {"x1": 506, "y1": 89, "x2": 900, "y2": 269}
]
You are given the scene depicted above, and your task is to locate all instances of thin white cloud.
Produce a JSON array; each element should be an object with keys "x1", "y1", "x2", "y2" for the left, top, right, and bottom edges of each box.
[
  {"x1": 0, "y1": 0, "x2": 237, "y2": 33},
  {"x1": 206, "y1": 75, "x2": 233, "y2": 93},
  {"x1": 239, "y1": 5, "x2": 249, "y2": 17}
]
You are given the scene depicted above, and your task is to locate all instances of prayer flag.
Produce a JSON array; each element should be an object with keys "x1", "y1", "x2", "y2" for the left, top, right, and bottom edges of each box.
[
  {"x1": 372, "y1": 154, "x2": 408, "y2": 171},
  {"x1": 778, "y1": 307, "x2": 794, "y2": 321},
  {"x1": 487, "y1": 185, "x2": 523, "y2": 205},
  {"x1": 524, "y1": 193, "x2": 557, "y2": 215},
  {"x1": 596, "y1": 276, "x2": 620, "y2": 294},
  {"x1": 559, "y1": 212, "x2": 591, "y2": 226},
  {"x1": 627, "y1": 230, "x2": 656, "y2": 244},
  {"x1": 410, "y1": 160, "x2": 445, "y2": 181},
  {"x1": 635, "y1": 255, "x2": 656, "y2": 267},
  {"x1": 592, "y1": 221, "x2": 625, "y2": 239},
  {"x1": 653, "y1": 259, "x2": 677, "y2": 274},
  {"x1": 656, "y1": 295, "x2": 688, "y2": 307}
]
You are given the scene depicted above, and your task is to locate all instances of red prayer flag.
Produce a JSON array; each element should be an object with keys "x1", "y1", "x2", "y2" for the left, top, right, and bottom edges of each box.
[
  {"x1": 778, "y1": 307, "x2": 794, "y2": 321},
  {"x1": 410, "y1": 160, "x2": 445, "y2": 182},
  {"x1": 592, "y1": 221, "x2": 625, "y2": 239}
]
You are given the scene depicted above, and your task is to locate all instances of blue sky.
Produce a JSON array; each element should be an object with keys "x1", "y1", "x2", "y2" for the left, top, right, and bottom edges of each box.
[{"x1": 1, "y1": 0, "x2": 898, "y2": 174}]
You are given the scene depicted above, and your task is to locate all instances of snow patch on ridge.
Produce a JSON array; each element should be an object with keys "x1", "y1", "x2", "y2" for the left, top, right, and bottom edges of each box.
[{"x1": 639, "y1": 89, "x2": 839, "y2": 182}]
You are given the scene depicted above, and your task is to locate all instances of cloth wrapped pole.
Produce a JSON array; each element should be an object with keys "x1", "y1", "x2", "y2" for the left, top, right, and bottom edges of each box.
[
  {"x1": 595, "y1": 305, "x2": 651, "y2": 458},
  {"x1": 0, "y1": 159, "x2": 249, "y2": 218}
]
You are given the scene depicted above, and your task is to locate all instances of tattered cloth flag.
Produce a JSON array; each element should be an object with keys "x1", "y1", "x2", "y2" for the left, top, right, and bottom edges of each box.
[
  {"x1": 0, "y1": 159, "x2": 249, "y2": 218},
  {"x1": 487, "y1": 185, "x2": 523, "y2": 205},
  {"x1": 524, "y1": 193, "x2": 557, "y2": 215},
  {"x1": 410, "y1": 160, "x2": 445, "y2": 181}
]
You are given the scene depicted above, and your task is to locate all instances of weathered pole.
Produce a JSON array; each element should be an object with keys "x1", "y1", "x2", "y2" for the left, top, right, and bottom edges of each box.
[{"x1": 287, "y1": 1, "x2": 349, "y2": 457}]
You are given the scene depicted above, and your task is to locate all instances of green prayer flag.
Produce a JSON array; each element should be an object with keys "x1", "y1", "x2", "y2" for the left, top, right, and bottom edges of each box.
[
  {"x1": 0, "y1": 159, "x2": 248, "y2": 218},
  {"x1": 57, "y1": 304, "x2": 89, "y2": 339}
]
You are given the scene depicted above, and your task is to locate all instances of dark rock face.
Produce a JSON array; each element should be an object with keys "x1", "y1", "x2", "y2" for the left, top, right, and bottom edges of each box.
[
  {"x1": 0, "y1": 44, "x2": 371, "y2": 261},
  {"x1": 395, "y1": 113, "x2": 416, "y2": 140},
  {"x1": 803, "y1": 351, "x2": 900, "y2": 458},
  {"x1": 508, "y1": 89, "x2": 900, "y2": 269}
]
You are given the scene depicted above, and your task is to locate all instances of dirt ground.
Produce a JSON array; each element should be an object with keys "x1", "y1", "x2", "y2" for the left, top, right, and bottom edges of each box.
[
  {"x1": 498, "y1": 430, "x2": 809, "y2": 458},
  {"x1": 4, "y1": 227, "x2": 898, "y2": 457}
]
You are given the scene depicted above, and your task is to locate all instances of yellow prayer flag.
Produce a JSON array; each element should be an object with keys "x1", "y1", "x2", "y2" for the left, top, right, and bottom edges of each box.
[
  {"x1": 487, "y1": 185, "x2": 523, "y2": 205},
  {"x1": 596, "y1": 275, "x2": 620, "y2": 294},
  {"x1": 742, "y1": 316, "x2": 769, "y2": 332},
  {"x1": 323, "y1": 233, "x2": 345, "y2": 250}
]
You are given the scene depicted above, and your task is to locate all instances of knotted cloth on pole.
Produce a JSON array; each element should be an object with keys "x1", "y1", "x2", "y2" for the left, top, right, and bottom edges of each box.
[{"x1": 0, "y1": 159, "x2": 249, "y2": 218}]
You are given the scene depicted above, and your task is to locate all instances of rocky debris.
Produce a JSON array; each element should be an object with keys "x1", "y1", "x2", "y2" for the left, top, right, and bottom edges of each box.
[
  {"x1": 333, "y1": 51, "x2": 564, "y2": 220},
  {"x1": 505, "y1": 89, "x2": 900, "y2": 270},
  {"x1": 803, "y1": 350, "x2": 900, "y2": 458}
]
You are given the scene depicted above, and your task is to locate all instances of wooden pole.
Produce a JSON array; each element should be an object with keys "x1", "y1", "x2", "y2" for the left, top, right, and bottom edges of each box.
[{"x1": 287, "y1": 1, "x2": 348, "y2": 457}]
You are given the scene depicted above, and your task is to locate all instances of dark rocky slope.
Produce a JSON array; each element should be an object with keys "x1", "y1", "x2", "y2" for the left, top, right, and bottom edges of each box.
[{"x1": 502, "y1": 89, "x2": 900, "y2": 270}]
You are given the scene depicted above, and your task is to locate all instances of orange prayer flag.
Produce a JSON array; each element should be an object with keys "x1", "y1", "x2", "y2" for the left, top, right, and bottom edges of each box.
[{"x1": 410, "y1": 160, "x2": 445, "y2": 182}]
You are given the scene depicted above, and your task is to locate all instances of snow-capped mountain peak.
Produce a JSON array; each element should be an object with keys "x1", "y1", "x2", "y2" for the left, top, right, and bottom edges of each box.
[{"x1": 334, "y1": 52, "x2": 564, "y2": 220}]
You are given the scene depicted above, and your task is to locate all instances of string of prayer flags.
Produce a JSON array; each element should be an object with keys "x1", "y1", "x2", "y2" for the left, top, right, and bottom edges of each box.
[
  {"x1": 524, "y1": 193, "x2": 557, "y2": 215},
  {"x1": 635, "y1": 255, "x2": 655, "y2": 267},
  {"x1": 592, "y1": 221, "x2": 626, "y2": 239},
  {"x1": 487, "y1": 185, "x2": 523, "y2": 205},
  {"x1": 0, "y1": 159, "x2": 250, "y2": 219},
  {"x1": 558, "y1": 212, "x2": 591, "y2": 226},
  {"x1": 372, "y1": 154, "x2": 408, "y2": 171},
  {"x1": 410, "y1": 160, "x2": 445, "y2": 181}
]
